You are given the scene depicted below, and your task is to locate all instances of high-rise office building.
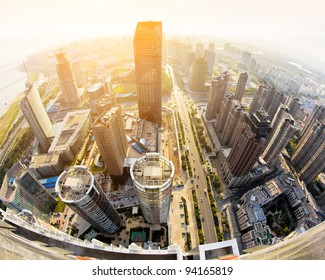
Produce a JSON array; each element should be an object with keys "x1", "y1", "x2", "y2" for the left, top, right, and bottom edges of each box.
[
  {"x1": 20, "y1": 84, "x2": 52, "y2": 152},
  {"x1": 216, "y1": 92, "x2": 234, "y2": 136},
  {"x1": 56, "y1": 166, "x2": 122, "y2": 233},
  {"x1": 227, "y1": 110, "x2": 271, "y2": 177},
  {"x1": 87, "y1": 83, "x2": 106, "y2": 114},
  {"x1": 134, "y1": 21, "x2": 162, "y2": 126},
  {"x1": 249, "y1": 58, "x2": 257, "y2": 72},
  {"x1": 92, "y1": 107, "x2": 128, "y2": 180},
  {"x1": 56, "y1": 51, "x2": 79, "y2": 105},
  {"x1": 300, "y1": 105, "x2": 324, "y2": 140},
  {"x1": 0, "y1": 162, "x2": 57, "y2": 221},
  {"x1": 234, "y1": 72, "x2": 248, "y2": 102},
  {"x1": 242, "y1": 51, "x2": 252, "y2": 69},
  {"x1": 130, "y1": 153, "x2": 174, "y2": 224},
  {"x1": 205, "y1": 72, "x2": 229, "y2": 120},
  {"x1": 189, "y1": 57, "x2": 208, "y2": 92},
  {"x1": 262, "y1": 114, "x2": 296, "y2": 167},
  {"x1": 204, "y1": 43, "x2": 215, "y2": 75},
  {"x1": 195, "y1": 42, "x2": 205, "y2": 58},
  {"x1": 292, "y1": 121, "x2": 325, "y2": 185}
]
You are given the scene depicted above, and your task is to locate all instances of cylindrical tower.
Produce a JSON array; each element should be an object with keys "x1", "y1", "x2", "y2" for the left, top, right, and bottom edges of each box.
[
  {"x1": 130, "y1": 153, "x2": 174, "y2": 224},
  {"x1": 55, "y1": 166, "x2": 121, "y2": 233}
]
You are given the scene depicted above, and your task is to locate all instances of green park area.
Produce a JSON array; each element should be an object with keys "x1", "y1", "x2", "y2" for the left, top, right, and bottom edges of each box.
[{"x1": 0, "y1": 96, "x2": 23, "y2": 147}]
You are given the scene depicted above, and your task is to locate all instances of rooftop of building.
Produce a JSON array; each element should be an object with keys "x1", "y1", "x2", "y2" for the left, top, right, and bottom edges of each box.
[
  {"x1": 87, "y1": 83, "x2": 103, "y2": 93},
  {"x1": 48, "y1": 109, "x2": 90, "y2": 152},
  {"x1": 29, "y1": 152, "x2": 61, "y2": 168},
  {"x1": 94, "y1": 107, "x2": 120, "y2": 126},
  {"x1": 130, "y1": 153, "x2": 174, "y2": 187},
  {"x1": 95, "y1": 92, "x2": 115, "y2": 108},
  {"x1": 56, "y1": 166, "x2": 93, "y2": 202}
]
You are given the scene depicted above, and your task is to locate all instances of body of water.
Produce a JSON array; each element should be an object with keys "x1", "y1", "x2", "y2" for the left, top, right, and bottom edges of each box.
[{"x1": 0, "y1": 61, "x2": 27, "y2": 117}]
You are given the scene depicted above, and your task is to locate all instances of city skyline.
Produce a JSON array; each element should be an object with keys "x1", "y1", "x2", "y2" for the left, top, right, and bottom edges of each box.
[
  {"x1": 0, "y1": 1, "x2": 324, "y2": 262},
  {"x1": 0, "y1": 0, "x2": 325, "y2": 67}
]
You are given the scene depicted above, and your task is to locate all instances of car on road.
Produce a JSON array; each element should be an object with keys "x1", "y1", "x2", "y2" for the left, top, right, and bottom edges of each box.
[
  {"x1": 200, "y1": 197, "x2": 203, "y2": 203},
  {"x1": 204, "y1": 189, "x2": 207, "y2": 195}
]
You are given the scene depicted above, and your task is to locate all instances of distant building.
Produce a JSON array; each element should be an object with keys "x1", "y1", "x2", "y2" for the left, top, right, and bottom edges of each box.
[
  {"x1": 0, "y1": 162, "x2": 57, "y2": 221},
  {"x1": 204, "y1": 43, "x2": 215, "y2": 75},
  {"x1": 227, "y1": 110, "x2": 271, "y2": 177},
  {"x1": 56, "y1": 166, "x2": 122, "y2": 233},
  {"x1": 205, "y1": 72, "x2": 229, "y2": 120},
  {"x1": 92, "y1": 107, "x2": 128, "y2": 181},
  {"x1": 48, "y1": 109, "x2": 91, "y2": 162},
  {"x1": 234, "y1": 72, "x2": 248, "y2": 102},
  {"x1": 130, "y1": 153, "x2": 174, "y2": 224},
  {"x1": 56, "y1": 51, "x2": 79, "y2": 105},
  {"x1": 134, "y1": 21, "x2": 162, "y2": 126},
  {"x1": 71, "y1": 58, "x2": 85, "y2": 87},
  {"x1": 189, "y1": 57, "x2": 208, "y2": 92},
  {"x1": 249, "y1": 59, "x2": 257, "y2": 72},
  {"x1": 87, "y1": 83, "x2": 106, "y2": 114},
  {"x1": 292, "y1": 120, "x2": 325, "y2": 185},
  {"x1": 242, "y1": 52, "x2": 252, "y2": 69},
  {"x1": 20, "y1": 84, "x2": 52, "y2": 153},
  {"x1": 195, "y1": 42, "x2": 205, "y2": 59}
]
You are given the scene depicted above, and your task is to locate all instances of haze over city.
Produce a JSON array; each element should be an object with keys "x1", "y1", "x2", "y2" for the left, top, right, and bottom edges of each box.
[{"x1": 1, "y1": 0, "x2": 325, "y2": 66}]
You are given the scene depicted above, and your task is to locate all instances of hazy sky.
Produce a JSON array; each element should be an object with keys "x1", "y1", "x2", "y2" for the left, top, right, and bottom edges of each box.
[{"x1": 0, "y1": 0, "x2": 325, "y2": 64}]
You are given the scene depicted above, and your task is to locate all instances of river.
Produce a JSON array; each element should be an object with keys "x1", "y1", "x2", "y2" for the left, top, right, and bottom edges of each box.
[{"x1": 0, "y1": 61, "x2": 27, "y2": 117}]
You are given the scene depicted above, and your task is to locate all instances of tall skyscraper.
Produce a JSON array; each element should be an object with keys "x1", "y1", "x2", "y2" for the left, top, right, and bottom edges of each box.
[
  {"x1": 262, "y1": 114, "x2": 296, "y2": 167},
  {"x1": 92, "y1": 107, "x2": 128, "y2": 181},
  {"x1": 249, "y1": 82, "x2": 275, "y2": 115},
  {"x1": 267, "y1": 90, "x2": 287, "y2": 121},
  {"x1": 56, "y1": 51, "x2": 79, "y2": 105},
  {"x1": 56, "y1": 166, "x2": 122, "y2": 233},
  {"x1": 205, "y1": 72, "x2": 229, "y2": 120},
  {"x1": 292, "y1": 121, "x2": 325, "y2": 185},
  {"x1": 242, "y1": 51, "x2": 252, "y2": 69},
  {"x1": 195, "y1": 42, "x2": 205, "y2": 58},
  {"x1": 134, "y1": 21, "x2": 162, "y2": 126},
  {"x1": 216, "y1": 92, "x2": 234, "y2": 136},
  {"x1": 227, "y1": 110, "x2": 271, "y2": 176},
  {"x1": 204, "y1": 43, "x2": 215, "y2": 75},
  {"x1": 285, "y1": 95, "x2": 301, "y2": 118},
  {"x1": 300, "y1": 105, "x2": 324, "y2": 139},
  {"x1": 20, "y1": 83, "x2": 52, "y2": 152},
  {"x1": 0, "y1": 162, "x2": 57, "y2": 221},
  {"x1": 130, "y1": 153, "x2": 174, "y2": 224},
  {"x1": 234, "y1": 72, "x2": 248, "y2": 102},
  {"x1": 189, "y1": 57, "x2": 208, "y2": 92},
  {"x1": 220, "y1": 100, "x2": 246, "y2": 147}
]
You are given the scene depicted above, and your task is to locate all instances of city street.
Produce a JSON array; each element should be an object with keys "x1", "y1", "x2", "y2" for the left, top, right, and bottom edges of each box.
[{"x1": 168, "y1": 65, "x2": 217, "y2": 244}]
